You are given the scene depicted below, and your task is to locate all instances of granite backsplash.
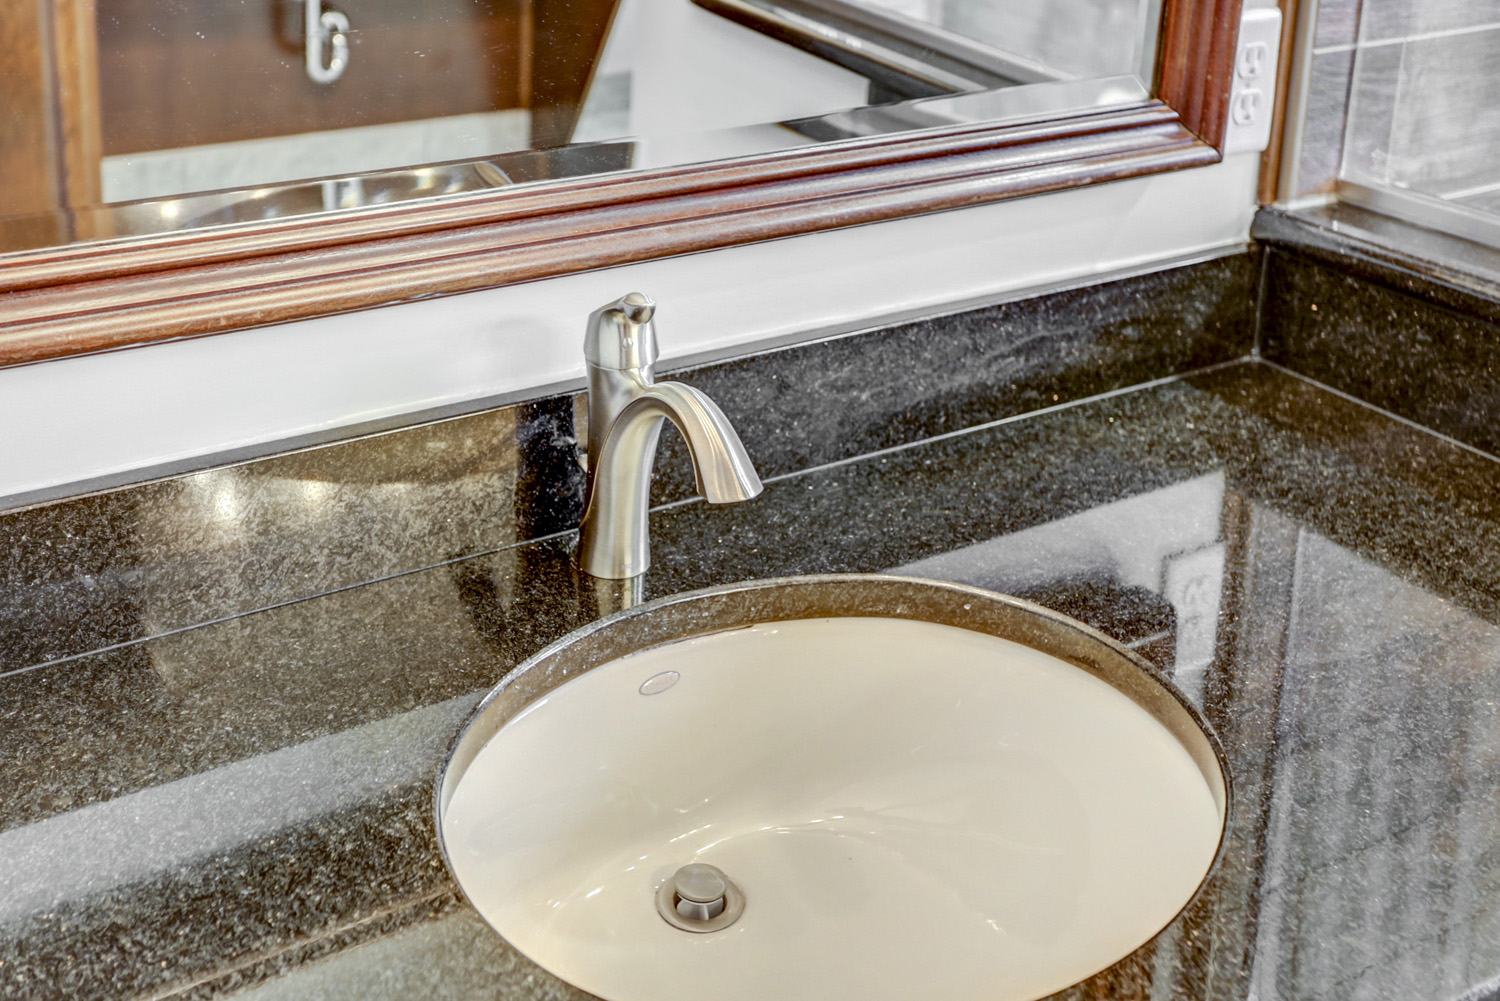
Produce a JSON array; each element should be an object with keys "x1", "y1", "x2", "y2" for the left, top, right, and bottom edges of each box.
[
  {"x1": 0, "y1": 250, "x2": 1258, "y2": 677},
  {"x1": 10, "y1": 207, "x2": 1497, "y2": 686},
  {"x1": 1255, "y1": 204, "x2": 1500, "y2": 456}
]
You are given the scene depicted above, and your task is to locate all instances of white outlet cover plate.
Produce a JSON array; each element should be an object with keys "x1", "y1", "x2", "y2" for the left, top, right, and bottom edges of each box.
[{"x1": 1223, "y1": 7, "x2": 1283, "y2": 154}]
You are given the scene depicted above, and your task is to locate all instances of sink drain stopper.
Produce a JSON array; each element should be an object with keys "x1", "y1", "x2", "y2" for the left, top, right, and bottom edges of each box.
[{"x1": 656, "y1": 863, "x2": 745, "y2": 932}]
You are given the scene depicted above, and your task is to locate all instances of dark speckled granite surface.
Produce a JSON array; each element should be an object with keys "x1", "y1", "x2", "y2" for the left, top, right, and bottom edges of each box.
[
  {"x1": 1255, "y1": 205, "x2": 1500, "y2": 457},
  {"x1": 0, "y1": 252, "x2": 1255, "y2": 677},
  {"x1": 4, "y1": 350, "x2": 1500, "y2": 1000}
]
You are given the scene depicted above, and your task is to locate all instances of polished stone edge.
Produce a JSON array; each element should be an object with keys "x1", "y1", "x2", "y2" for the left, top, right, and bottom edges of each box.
[
  {"x1": 1256, "y1": 208, "x2": 1500, "y2": 457},
  {"x1": 0, "y1": 783, "x2": 452, "y2": 1001},
  {"x1": 1253, "y1": 204, "x2": 1500, "y2": 320},
  {"x1": 160, "y1": 892, "x2": 461, "y2": 1001},
  {"x1": 662, "y1": 244, "x2": 1253, "y2": 374}
]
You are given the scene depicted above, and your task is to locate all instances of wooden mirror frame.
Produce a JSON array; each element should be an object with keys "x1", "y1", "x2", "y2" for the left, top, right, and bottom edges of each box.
[{"x1": 0, "y1": 0, "x2": 1240, "y2": 369}]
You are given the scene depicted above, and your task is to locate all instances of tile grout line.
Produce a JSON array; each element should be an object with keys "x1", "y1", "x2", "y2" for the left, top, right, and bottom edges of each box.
[
  {"x1": 1439, "y1": 177, "x2": 1500, "y2": 201},
  {"x1": 1319, "y1": 19, "x2": 1500, "y2": 55},
  {"x1": 142, "y1": 889, "x2": 458, "y2": 1001}
]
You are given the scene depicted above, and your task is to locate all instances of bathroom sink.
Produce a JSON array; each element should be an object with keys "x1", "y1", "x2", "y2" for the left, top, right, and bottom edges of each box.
[{"x1": 437, "y1": 575, "x2": 1228, "y2": 1001}]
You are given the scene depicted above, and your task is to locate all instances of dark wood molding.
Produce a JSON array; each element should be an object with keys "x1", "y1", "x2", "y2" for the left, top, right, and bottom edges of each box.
[
  {"x1": 0, "y1": 0, "x2": 1241, "y2": 369},
  {"x1": 1158, "y1": 0, "x2": 1243, "y2": 150}
]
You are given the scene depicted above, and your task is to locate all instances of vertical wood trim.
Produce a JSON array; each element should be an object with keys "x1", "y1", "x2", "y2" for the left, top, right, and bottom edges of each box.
[
  {"x1": 52, "y1": 0, "x2": 105, "y2": 233},
  {"x1": 1159, "y1": 0, "x2": 1244, "y2": 150},
  {"x1": 1257, "y1": 0, "x2": 1300, "y2": 204},
  {"x1": 0, "y1": 0, "x2": 65, "y2": 234},
  {"x1": 517, "y1": 0, "x2": 535, "y2": 110}
]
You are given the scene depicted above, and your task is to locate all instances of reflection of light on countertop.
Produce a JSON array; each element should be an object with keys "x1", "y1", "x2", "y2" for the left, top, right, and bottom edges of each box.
[
  {"x1": 211, "y1": 481, "x2": 240, "y2": 522},
  {"x1": 299, "y1": 479, "x2": 334, "y2": 508},
  {"x1": 182, "y1": 472, "x2": 243, "y2": 525},
  {"x1": 0, "y1": 693, "x2": 478, "y2": 924}
]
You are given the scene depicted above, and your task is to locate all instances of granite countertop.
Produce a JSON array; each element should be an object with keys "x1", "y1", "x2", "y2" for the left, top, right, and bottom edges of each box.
[{"x1": 3, "y1": 355, "x2": 1500, "y2": 1001}]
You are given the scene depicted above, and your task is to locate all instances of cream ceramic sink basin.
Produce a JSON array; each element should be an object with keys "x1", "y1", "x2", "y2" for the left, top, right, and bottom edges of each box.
[{"x1": 437, "y1": 575, "x2": 1228, "y2": 1001}]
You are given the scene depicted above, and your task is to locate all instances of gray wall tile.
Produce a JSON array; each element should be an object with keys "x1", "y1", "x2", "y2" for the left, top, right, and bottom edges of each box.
[
  {"x1": 1384, "y1": 26, "x2": 1500, "y2": 194},
  {"x1": 1356, "y1": 0, "x2": 1500, "y2": 44},
  {"x1": 1340, "y1": 41, "x2": 1402, "y2": 185},
  {"x1": 1297, "y1": 48, "x2": 1355, "y2": 196},
  {"x1": 1458, "y1": 186, "x2": 1500, "y2": 212},
  {"x1": 1314, "y1": 0, "x2": 1363, "y2": 51},
  {"x1": 1307, "y1": 0, "x2": 1500, "y2": 203}
]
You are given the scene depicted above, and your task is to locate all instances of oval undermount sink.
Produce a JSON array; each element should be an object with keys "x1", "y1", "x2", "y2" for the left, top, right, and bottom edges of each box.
[{"x1": 437, "y1": 575, "x2": 1228, "y2": 1001}]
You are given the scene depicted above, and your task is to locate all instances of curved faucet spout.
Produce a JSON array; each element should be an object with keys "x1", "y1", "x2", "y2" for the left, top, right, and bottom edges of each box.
[
  {"x1": 629, "y1": 381, "x2": 762, "y2": 503},
  {"x1": 576, "y1": 292, "x2": 762, "y2": 580},
  {"x1": 578, "y1": 379, "x2": 762, "y2": 579}
]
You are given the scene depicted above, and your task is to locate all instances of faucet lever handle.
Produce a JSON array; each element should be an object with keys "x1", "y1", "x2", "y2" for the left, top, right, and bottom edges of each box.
[
  {"x1": 584, "y1": 292, "x2": 658, "y2": 371},
  {"x1": 618, "y1": 291, "x2": 654, "y2": 324}
]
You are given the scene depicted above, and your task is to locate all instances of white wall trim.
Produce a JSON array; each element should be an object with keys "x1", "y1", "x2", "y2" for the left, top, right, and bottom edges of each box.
[{"x1": 0, "y1": 153, "x2": 1261, "y2": 505}]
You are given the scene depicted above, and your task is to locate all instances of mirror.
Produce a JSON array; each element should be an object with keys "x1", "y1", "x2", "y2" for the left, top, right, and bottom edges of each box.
[
  {"x1": 3, "y1": 0, "x2": 1163, "y2": 251},
  {"x1": 0, "y1": 0, "x2": 1237, "y2": 370}
]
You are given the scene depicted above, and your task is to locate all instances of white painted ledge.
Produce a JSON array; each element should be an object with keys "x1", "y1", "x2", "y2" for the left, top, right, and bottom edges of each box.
[{"x1": 0, "y1": 153, "x2": 1260, "y2": 503}]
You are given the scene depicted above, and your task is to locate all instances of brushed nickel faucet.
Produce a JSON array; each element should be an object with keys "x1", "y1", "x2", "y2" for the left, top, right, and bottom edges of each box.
[{"x1": 577, "y1": 293, "x2": 763, "y2": 579}]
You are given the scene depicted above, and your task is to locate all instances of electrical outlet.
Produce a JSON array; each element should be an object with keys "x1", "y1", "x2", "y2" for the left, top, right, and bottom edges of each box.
[{"x1": 1223, "y1": 7, "x2": 1282, "y2": 154}]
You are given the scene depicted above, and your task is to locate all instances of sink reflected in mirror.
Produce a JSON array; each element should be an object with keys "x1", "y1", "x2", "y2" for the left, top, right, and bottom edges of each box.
[{"x1": 437, "y1": 574, "x2": 1228, "y2": 1001}]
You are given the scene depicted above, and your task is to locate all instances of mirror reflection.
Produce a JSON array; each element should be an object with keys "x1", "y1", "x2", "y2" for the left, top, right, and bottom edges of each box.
[{"x1": 2, "y1": 0, "x2": 1161, "y2": 251}]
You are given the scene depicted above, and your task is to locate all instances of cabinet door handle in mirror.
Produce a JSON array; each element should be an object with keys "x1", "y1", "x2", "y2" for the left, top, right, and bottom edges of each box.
[{"x1": 304, "y1": 0, "x2": 350, "y2": 85}]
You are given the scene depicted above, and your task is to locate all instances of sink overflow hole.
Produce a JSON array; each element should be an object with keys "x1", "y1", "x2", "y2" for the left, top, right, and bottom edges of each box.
[{"x1": 639, "y1": 671, "x2": 680, "y2": 696}]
